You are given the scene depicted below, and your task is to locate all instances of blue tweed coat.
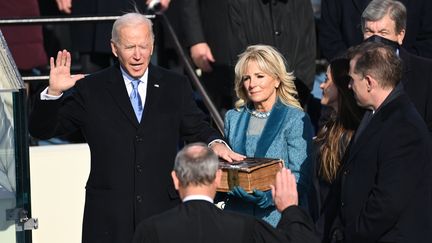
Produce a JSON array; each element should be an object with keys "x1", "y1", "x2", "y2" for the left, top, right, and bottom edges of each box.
[{"x1": 223, "y1": 99, "x2": 314, "y2": 226}]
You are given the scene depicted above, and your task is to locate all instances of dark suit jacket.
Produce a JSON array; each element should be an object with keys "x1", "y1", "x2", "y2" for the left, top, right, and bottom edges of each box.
[
  {"x1": 319, "y1": 0, "x2": 432, "y2": 60},
  {"x1": 28, "y1": 64, "x2": 221, "y2": 243},
  {"x1": 336, "y1": 89, "x2": 432, "y2": 243},
  {"x1": 399, "y1": 48, "x2": 432, "y2": 134},
  {"x1": 132, "y1": 200, "x2": 319, "y2": 243}
]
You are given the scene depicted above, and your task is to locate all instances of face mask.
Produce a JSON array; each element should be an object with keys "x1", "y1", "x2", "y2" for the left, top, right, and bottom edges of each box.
[{"x1": 364, "y1": 35, "x2": 401, "y2": 51}]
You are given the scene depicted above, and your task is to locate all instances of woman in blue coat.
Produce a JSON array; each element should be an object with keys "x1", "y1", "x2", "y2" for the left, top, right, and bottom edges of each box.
[{"x1": 223, "y1": 45, "x2": 314, "y2": 226}]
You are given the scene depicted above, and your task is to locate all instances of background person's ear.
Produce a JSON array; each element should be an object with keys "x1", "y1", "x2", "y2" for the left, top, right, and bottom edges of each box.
[
  {"x1": 365, "y1": 75, "x2": 373, "y2": 92},
  {"x1": 214, "y1": 169, "x2": 222, "y2": 187},
  {"x1": 397, "y1": 29, "x2": 406, "y2": 45},
  {"x1": 171, "y1": 171, "x2": 180, "y2": 190}
]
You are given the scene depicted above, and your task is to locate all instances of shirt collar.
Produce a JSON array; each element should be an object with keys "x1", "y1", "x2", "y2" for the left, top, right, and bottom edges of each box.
[
  {"x1": 182, "y1": 195, "x2": 214, "y2": 203},
  {"x1": 120, "y1": 66, "x2": 149, "y2": 84}
]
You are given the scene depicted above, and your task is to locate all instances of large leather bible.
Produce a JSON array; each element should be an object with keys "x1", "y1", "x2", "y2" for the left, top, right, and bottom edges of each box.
[{"x1": 217, "y1": 158, "x2": 284, "y2": 193}]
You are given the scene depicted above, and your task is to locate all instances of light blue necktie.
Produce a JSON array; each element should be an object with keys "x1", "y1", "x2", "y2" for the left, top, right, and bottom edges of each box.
[{"x1": 130, "y1": 79, "x2": 143, "y2": 122}]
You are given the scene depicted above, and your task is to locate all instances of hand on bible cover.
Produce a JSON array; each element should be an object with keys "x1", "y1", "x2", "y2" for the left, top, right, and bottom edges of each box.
[
  {"x1": 228, "y1": 186, "x2": 273, "y2": 208},
  {"x1": 210, "y1": 142, "x2": 245, "y2": 162}
]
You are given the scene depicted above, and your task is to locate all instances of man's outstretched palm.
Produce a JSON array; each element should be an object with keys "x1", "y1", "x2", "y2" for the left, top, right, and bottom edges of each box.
[{"x1": 48, "y1": 50, "x2": 84, "y2": 96}]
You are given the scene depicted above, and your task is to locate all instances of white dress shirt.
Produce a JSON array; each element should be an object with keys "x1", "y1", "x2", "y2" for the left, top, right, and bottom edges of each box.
[
  {"x1": 121, "y1": 67, "x2": 148, "y2": 108},
  {"x1": 182, "y1": 195, "x2": 214, "y2": 203}
]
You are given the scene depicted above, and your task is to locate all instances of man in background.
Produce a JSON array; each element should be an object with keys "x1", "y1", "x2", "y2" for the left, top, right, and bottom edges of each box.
[
  {"x1": 319, "y1": 0, "x2": 432, "y2": 60},
  {"x1": 361, "y1": 0, "x2": 432, "y2": 134}
]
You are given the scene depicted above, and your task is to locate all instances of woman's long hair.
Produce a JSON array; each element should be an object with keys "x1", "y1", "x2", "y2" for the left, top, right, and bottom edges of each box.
[
  {"x1": 233, "y1": 45, "x2": 302, "y2": 110},
  {"x1": 315, "y1": 58, "x2": 365, "y2": 183}
]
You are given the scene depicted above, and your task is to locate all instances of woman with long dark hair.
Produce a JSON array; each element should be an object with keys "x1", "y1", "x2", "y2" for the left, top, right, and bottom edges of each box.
[{"x1": 310, "y1": 57, "x2": 364, "y2": 241}]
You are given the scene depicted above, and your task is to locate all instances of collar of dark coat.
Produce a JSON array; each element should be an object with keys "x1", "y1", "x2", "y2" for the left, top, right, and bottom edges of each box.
[
  {"x1": 105, "y1": 63, "x2": 163, "y2": 128},
  {"x1": 344, "y1": 83, "x2": 405, "y2": 165},
  {"x1": 147, "y1": 63, "x2": 163, "y2": 83},
  {"x1": 108, "y1": 62, "x2": 162, "y2": 82},
  {"x1": 374, "y1": 82, "x2": 404, "y2": 114},
  {"x1": 140, "y1": 63, "x2": 164, "y2": 126},
  {"x1": 398, "y1": 48, "x2": 413, "y2": 74},
  {"x1": 106, "y1": 64, "x2": 140, "y2": 127}
]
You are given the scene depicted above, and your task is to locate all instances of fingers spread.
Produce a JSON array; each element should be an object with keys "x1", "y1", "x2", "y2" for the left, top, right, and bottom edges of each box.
[
  {"x1": 55, "y1": 51, "x2": 62, "y2": 67},
  {"x1": 61, "y1": 50, "x2": 68, "y2": 66},
  {"x1": 65, "y1": 51, "x2": 72, "y2": 67},
  {"x1": 50, "y1": 57, "x2": 55, "y2": 69}
]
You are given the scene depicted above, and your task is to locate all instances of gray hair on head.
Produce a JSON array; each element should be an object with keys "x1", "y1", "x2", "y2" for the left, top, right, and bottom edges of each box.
[
  {"x1": 361, "y1": 0, "x2": 406, "y2": 34},
  {"x1": 174, "y1": 143, "x2": 219, "y2": 187},
  {"x1": 111, "y1": 12, "x2": 154, "y2": 44}
]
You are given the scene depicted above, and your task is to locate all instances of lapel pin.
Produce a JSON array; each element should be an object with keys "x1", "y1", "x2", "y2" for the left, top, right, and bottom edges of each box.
[{"x1": 154, "y1": 84, "x2": 160, "y2": 88}]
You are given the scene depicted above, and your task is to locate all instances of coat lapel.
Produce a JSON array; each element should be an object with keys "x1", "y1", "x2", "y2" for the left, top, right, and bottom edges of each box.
[
  {"x1": 106, "y1": 66, "x2": 140, "y2": 128},
  {"x1": 254, "y1": 100, "x2": 288, "y2": 157},
  {"x1": 139, "y1": 64, "x2": 163, "y2": 128},
  {"x1": 344, "y1": 87, "x2": 402, "y2": 167},
  {"x1": 231, "y1": 109, "x2": 251, "y2": 155},
  {"x1": 399, "y1": 48, "x2": 412, "y2": 78},
  {"x1": 345, "y1": 116, "x2": 380, "y2": 167}
]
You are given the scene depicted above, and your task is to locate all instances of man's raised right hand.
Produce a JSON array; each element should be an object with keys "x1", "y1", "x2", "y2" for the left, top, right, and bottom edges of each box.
[{"x1": 48, "y1": 50, "x2": 85, "y2": 96}]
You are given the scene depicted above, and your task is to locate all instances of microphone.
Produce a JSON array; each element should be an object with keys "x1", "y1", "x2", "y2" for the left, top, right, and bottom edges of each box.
[{"x1": 148, "y1": 0, "x2": 162, "y2": 12}]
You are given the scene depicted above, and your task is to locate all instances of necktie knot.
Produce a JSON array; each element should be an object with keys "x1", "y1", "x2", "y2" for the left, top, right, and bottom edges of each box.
[
  {"x1": 130, "y1": 79, "x2": 143, "y2": 122},
  {"x1": 131, "y1": 79, "x2": 140, "y2": 90}
]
